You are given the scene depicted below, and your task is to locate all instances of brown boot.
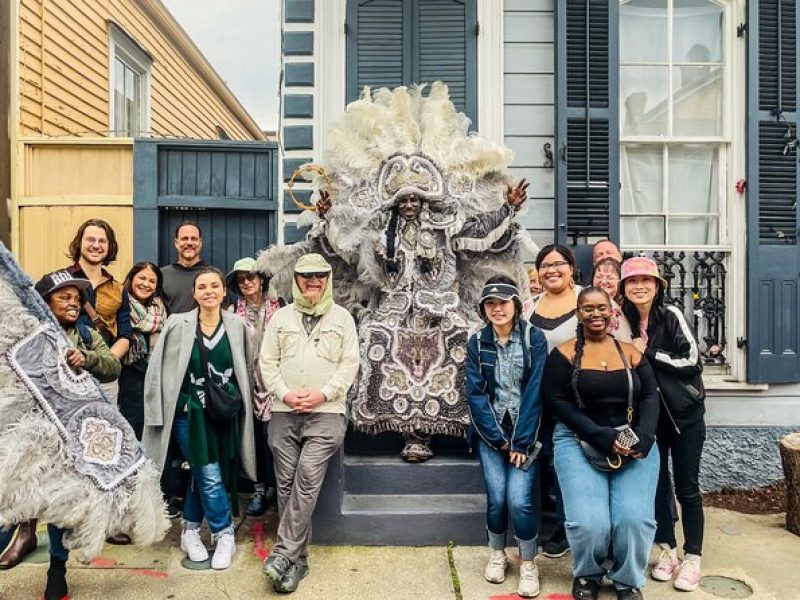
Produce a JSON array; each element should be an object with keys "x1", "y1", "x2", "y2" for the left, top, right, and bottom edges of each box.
[{"x1": 0, "y1": 519, "x2": 38, "y2": 569}]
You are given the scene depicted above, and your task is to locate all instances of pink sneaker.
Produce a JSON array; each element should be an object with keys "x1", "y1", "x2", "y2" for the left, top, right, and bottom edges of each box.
[
  {"x1": 651, "y1": 545, "x2": 679, "y2": 581},
  {"x1": 674, "y1": 555, "x2": 701, "y2": 591}
]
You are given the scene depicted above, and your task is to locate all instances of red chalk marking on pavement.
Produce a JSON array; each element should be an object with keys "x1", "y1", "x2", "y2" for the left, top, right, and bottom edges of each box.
[
  {"x1": 90, "y1": 557, "x2": 117, "y2": 568},
  {"x1": 132, "y1": 568, "x2": 169, "y2": 578},
  {"x1": 252, "y1": 520, "x2": 269, "y2": 562},
  {"x1": 489, "y1": 595, "x2": 571, "y2": 600}
]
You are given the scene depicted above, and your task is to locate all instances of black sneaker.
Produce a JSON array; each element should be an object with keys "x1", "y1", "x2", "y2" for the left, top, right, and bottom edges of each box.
[
  {"x1": 275, "y1": 562, "x2": 309, "y2": 593},
  {"x1": 616, "y1": 587, "x2": 643, "y2": 600},
  {"x1": 263, "y1": 553, "x2": 293, "y2": 587},
  {"x1": 542, "y1": 531, "x2": 571, "y2": 558},
  {"x1": 572, "y1": 577, "x2": 601, "y2": 600}
]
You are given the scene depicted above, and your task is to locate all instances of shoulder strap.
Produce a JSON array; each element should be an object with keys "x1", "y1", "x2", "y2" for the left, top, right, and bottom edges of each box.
[
  {"x1": 613, "y1": 339, "x2": 634, "y2": 424},
  {"x1": 196, "y1": 323, "x2": 210, "y2": 374}
]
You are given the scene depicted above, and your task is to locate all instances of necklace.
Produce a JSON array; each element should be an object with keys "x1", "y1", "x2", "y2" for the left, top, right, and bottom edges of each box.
[{"x1": 585, "y1": 335, "x2": 612, "y2": 370}]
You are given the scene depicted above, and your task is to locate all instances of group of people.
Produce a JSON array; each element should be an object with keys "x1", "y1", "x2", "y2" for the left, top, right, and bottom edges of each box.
[
  {"x1": 469, "y1": 240, "x2": 706, "y2": 600},
  {"x1": 0, "y1": 214, "x2": 707, "y2": 600}
]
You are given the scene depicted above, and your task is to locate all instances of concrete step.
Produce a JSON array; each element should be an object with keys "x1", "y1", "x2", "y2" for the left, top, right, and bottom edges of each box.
[
  {"x1": 343, "y1": 454, "x2": 485, "y2": 495},
  {"x1": 342, "y1": 493, "x2": 486, "y2": 515}
]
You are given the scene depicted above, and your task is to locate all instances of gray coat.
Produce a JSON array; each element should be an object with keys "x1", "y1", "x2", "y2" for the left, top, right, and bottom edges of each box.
[{"x1": 142, "y1": 309, "x2": 256, "y2": 481}]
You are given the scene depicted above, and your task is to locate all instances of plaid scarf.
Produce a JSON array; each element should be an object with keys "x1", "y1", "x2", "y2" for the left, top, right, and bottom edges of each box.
[{"x1": 125, "y1": 296, "x2": 166, "y2": 365}]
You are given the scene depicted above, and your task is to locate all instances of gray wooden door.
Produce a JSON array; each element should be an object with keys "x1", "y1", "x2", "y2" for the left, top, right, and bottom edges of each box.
[{"x1": 133, "y1": 139, "x2": 278, "y2": 272}]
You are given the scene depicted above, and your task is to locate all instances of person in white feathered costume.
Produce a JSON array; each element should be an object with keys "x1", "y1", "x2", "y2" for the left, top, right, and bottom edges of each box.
[{"x1": 257, "y1": 83, "x2": 535, "y2": 461}]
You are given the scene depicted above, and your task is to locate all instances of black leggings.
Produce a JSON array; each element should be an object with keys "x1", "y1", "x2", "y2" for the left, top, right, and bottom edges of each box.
[
  {"x1": 654, "y1": 418, "x2": 706, "y2": 555},
  {"x1": 255, "y1": 419, "x2": 276, "y2": 488}
]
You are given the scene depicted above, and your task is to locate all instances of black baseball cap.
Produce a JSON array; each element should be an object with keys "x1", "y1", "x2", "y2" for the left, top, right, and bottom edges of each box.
[
  {"x1": 479, "y1": 282, "x2": 521, "y2": 304},
  {"x1": 35, "y1": 270, "x2": 91, "y2": 299}
]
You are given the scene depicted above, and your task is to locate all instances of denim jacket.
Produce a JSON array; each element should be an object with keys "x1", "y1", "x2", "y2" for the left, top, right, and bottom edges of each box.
[{"x1": 466, "y1": 320, "x2": 548, "y2": 454}]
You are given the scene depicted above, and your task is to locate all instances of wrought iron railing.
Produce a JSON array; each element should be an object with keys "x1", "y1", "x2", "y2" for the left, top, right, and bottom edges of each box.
[{"x1": 625, "y1": 250, "x2": 729, "y2": 365}]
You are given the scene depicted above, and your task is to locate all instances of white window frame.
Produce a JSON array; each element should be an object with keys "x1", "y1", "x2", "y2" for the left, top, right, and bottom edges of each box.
[
  {"x1": 619, "y1": 0, "x2": 733, "y2": 251},
  {"x1": 108, "y1": 22, "x2": 152, "y2": 137}
]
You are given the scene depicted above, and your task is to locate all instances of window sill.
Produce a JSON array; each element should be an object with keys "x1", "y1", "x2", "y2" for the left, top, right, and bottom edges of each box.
[{"x1": 703, "y1": 373, "x2": 768, "y2": 392}]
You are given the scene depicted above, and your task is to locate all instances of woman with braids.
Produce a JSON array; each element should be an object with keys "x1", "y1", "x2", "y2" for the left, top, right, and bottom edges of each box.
[
  {"x1": 620, "y1": 257, "x2": 707, "y2": 592},
  {"x1": 542, "y1": 287, "x2": 660, "y2": 600},
  {"x1": 466, "y1": 275, "x2": 547, "y2": 598}
]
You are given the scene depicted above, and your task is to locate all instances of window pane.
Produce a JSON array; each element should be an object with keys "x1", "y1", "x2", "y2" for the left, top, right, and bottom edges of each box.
[
  {"x1": 620, "y1": 0, "x2": 668, "y2": 63},
  {"x1": 621, "y1": 66, "x2": 669, "y2": 135},
  {"x1": 126, "y1": 67, "x2": 140, "y2": 136},
  {"x1": 622, "y1": 216, "x2": 665, "y2": 245},
  {"x1": 114, "y1": 58, "x2": 126, "y2": 135},
  {"x1": 621, "y1": 144, "x2": 663, "y2": 213},
  {"x1": 673, "y1": 66, "x2": 722, "y2": 135},
  {"x1": 668, "y1": 217, "x2": 718, "y2": 245},
  {"x1": 673, "y1": 0, "x2": 723, "y2": 64},
  {"x1": 668, "y1": 144, "x2": 719, "y2": 214}
]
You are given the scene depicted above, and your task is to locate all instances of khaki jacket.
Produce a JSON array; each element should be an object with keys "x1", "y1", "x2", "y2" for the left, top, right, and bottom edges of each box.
[
  {"x1": 65, "y1": 324, "x2": 122, "y2": 383},
  {"x1": 141, "y1": 309, "x2": 256, "y2": 481},
  {"x1": 259, "y1": 303, "x2": 359, "y2": 414}
]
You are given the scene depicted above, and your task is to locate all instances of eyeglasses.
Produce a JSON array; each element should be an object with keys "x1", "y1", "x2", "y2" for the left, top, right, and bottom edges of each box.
[
  {"x1": 236, "y1": 272, "x2": 258, "y2": 285},
  {"x1": 297, "y1": 272, "x2": 329, "y2": 280},
  {"x1": 539, "y1": 260, "x2": 570, "y2": 270},
  {"x1": 594, "y1": 275, "x2": 619, "y2": 283}
]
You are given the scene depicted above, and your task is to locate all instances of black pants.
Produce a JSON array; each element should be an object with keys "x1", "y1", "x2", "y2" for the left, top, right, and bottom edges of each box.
[
  {"x1": 255, "y1": 419, "x2": 276, "y2": 488},
  {"x1": 654, "y1": 418, "x2": 706, "y2": 555}
]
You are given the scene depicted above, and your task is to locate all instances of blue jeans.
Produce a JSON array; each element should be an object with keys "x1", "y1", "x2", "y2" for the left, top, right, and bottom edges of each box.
[
  {"x1": 173, "y1": 416, "x2": 233, "y2": 536},
  {"x1": 48, "y1": 524, "x2": 69, "y2": 561},
  {"x1": 477, "y1": 440, "x2": 539, "y2": 560},
  {"x1": 554, "y1": 422, "x2": 659, "y2": 590}
]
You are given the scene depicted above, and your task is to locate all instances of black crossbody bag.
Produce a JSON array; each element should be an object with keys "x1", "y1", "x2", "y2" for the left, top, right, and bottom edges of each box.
[
  {"x1": 196, "y1": 324, "x2": 243, "y2": 423},
  {"x1": 579, "y1": 339, "x2": 636, "y2": 472}
]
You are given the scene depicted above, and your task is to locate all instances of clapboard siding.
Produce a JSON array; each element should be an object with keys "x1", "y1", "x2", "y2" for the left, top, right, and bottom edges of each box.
[
  {"x1": 504, "y1": 2, "x2": 555, "y2": 248},
  {"x1": 18, "y1": 0, "x2": 258, "y2": 139}
]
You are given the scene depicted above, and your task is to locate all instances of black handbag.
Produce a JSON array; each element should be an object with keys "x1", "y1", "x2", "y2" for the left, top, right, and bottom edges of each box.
[
  {"x1": 196, "y1": 324, "x2": 243, "y2": 423},
  {"x1": 579, "y1": 339, "x2": 635, "y2": 472}
]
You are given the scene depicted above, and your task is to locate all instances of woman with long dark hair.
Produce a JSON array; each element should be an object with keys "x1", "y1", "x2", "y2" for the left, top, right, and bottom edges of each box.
[
  {"x1": 466, "y1": 275, "x2": 548, "y2": 598},
  {"x1": 143, "y1": 267, "x2": 256, "y2": 570},
  {"x1": 621, "y1": 257, "x2": 706, "y2": 592},
  {"x1": 543, "y1": 286, "x2": 660, "y2": 600}
]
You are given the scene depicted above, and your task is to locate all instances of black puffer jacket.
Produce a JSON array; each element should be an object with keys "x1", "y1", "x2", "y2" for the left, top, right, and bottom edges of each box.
[{"x1": 624, "y1": 303, "x2": 705, "y2": 433}]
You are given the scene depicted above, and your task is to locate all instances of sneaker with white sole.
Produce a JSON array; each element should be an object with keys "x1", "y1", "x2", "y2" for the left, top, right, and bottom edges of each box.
[
  {"x1": 674, "y1": 555, "x2": 701, "y2": 591},
  {"x1": 483, "y1": 549, "x2": 508, "y2": 583},
  {"x1": 518, "y1": 560, "x2": 540, "y2": 598},
  {"x1": 180, "y1": 527, "x2": 208, "y2": 563},
  {"x1": 651, "y1": 544, "x2": 679, "y2": 581},
  {"x1": 211, "y1": 532, "x2": 236, "y2": 570}
]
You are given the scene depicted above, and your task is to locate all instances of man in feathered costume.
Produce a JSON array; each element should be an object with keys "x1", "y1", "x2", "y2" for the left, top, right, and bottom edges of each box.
[
  {"x1": 258, "y1": 83, "x2": 533, "y2": 461},
  {"x1": 0, "y1": 244, "x2": 168, "y2": 597}
]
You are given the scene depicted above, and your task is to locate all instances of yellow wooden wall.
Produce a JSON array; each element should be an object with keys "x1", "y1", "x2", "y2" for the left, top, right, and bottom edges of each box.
[
  {"x1": 18, "y1": 0, "x2": 256, "y2": 139},
  {"x1": 15, "y1": 140, "x2": 134, "y2": 282}
]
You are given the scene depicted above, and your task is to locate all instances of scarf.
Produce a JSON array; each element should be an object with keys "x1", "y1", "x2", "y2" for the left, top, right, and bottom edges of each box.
[
  {"x1": 125, "y1": 296, "x2": 166, "y2": 365},
  {"x1": 234, "y1": 293, "x2": 282, "y2": 338},
  {"x1": 292, "y1": 275, "x2": 333, "y2": 316}
]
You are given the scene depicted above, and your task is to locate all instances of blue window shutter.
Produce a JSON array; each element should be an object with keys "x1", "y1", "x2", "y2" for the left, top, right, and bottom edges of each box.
[
  {"x1": 346, "y1": 0, "x2": 477, "y2": 126},
  {"x1": 415, "y1": 0, "x2": 478, "y2": 127},
  {"x1": 555, "y1": 0, "x2": 619, "y2": 246},
  {"x1": 746, "y1": 0, "x2": 800, "y2": 383},
  {"x1": 346, "y1": 0, "x2": 411, "y2": 103}
]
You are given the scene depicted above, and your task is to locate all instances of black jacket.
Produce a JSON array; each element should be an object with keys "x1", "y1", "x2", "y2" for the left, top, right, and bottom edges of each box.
[{"x1": 625, "y1": 303, "x2": 705, "y2": 433}]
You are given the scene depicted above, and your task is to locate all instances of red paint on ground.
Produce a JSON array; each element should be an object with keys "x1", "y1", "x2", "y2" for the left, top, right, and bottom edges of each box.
[
  {"x1": 542, "y1": 594, "x2": 573, "y2": 600},
  {"x1": 489, "y1": 594, "x2": 571, "y2": 600},
  {"x1": 90, "y1": 557, "x2": 117, "y2": 568},
  {"x1": 131, "y1": 568, "x2": 169, "y2": 578},
  {"x1": 251, "y1": 520, "x2": 269, "y2": 562}
]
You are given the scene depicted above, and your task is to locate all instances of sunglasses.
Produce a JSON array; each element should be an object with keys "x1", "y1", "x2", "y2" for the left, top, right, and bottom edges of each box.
[
  {"x1": 297, "y1": 272, "x2": 329, "y2": 280},
  {"x1": 235, "y1": 272, "x2": 259, "y2": 284}
]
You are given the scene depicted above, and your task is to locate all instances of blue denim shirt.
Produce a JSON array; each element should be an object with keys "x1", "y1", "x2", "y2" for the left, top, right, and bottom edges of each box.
[{"x1": 492, "y1": 328, "x2": 525, "y2": 424}]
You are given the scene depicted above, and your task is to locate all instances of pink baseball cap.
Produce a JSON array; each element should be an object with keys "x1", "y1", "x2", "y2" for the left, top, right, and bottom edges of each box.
[{"x1": 620, "y1": 256, "x2": 668, "y2": 288}]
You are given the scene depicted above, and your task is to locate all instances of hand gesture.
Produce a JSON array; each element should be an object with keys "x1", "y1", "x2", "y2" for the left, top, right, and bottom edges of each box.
[
  {"x1": 316, "y1": 191, "x2": 332, "y2": 218},
  {"x1": 291, "y1": 389, "x2": 327, "y2": 413},
  {"x1": 507, "y1": 179, "x2": 529, "y2": 210},
  {"x1": 65, "y1": 348, "x2": 86, "y2": 370},
  {"x1": 509, "y1": 451, "x2": 527, "y2": 469}
]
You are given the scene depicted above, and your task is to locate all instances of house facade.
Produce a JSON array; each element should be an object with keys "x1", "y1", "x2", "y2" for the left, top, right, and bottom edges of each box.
[
  {"x1": 2, "y1": 0, "x2": 272, "y2": 281},
  {"x1": 278, "y1": 0, "x2": 800, "y2": 494}
]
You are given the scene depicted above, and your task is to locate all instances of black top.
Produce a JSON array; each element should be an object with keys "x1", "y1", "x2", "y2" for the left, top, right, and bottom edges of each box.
[
  {"x1": 542, "y1": 348, "x2": 659, "y2": 456},
  {"x1": 530, "y1": 309, "x2": 576, "y2": 330}
]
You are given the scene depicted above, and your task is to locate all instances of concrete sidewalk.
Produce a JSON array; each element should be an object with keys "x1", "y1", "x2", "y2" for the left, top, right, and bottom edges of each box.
[{"x1": 0, "y1": 507, "x2": 797, "y2": 599}]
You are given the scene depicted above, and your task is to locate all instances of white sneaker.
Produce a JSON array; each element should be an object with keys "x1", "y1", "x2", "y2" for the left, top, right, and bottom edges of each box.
[
  {"x1": 211, "y1": 531, "x2": 236, "y2": 570},
  {"x1": 674, "y1": 554, "x2": 702, "y2": 591},
  {"x1": 651, "y1": 544, "x2": 679, "y2": 581},
  {"x1": 518, "y1": 560, "x2": 540, "y2": 598},
  {"x1": 180, "y1": 527, "x2": 208, "y2": 563},
  {"x1": 484, "y1": 549, "x2": 508, "y2": 583}
]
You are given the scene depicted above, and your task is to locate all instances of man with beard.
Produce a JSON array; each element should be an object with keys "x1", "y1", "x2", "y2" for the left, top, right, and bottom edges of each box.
[
  {"x1": 258, "y1": 253, "x2": 359, "y2": 594},
  {"x1": 160, "y1": 222, "x2": 209, "y2": 314},
  {"x1": 65, "y1": 219, "x2": 131, "y2": 403}
]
